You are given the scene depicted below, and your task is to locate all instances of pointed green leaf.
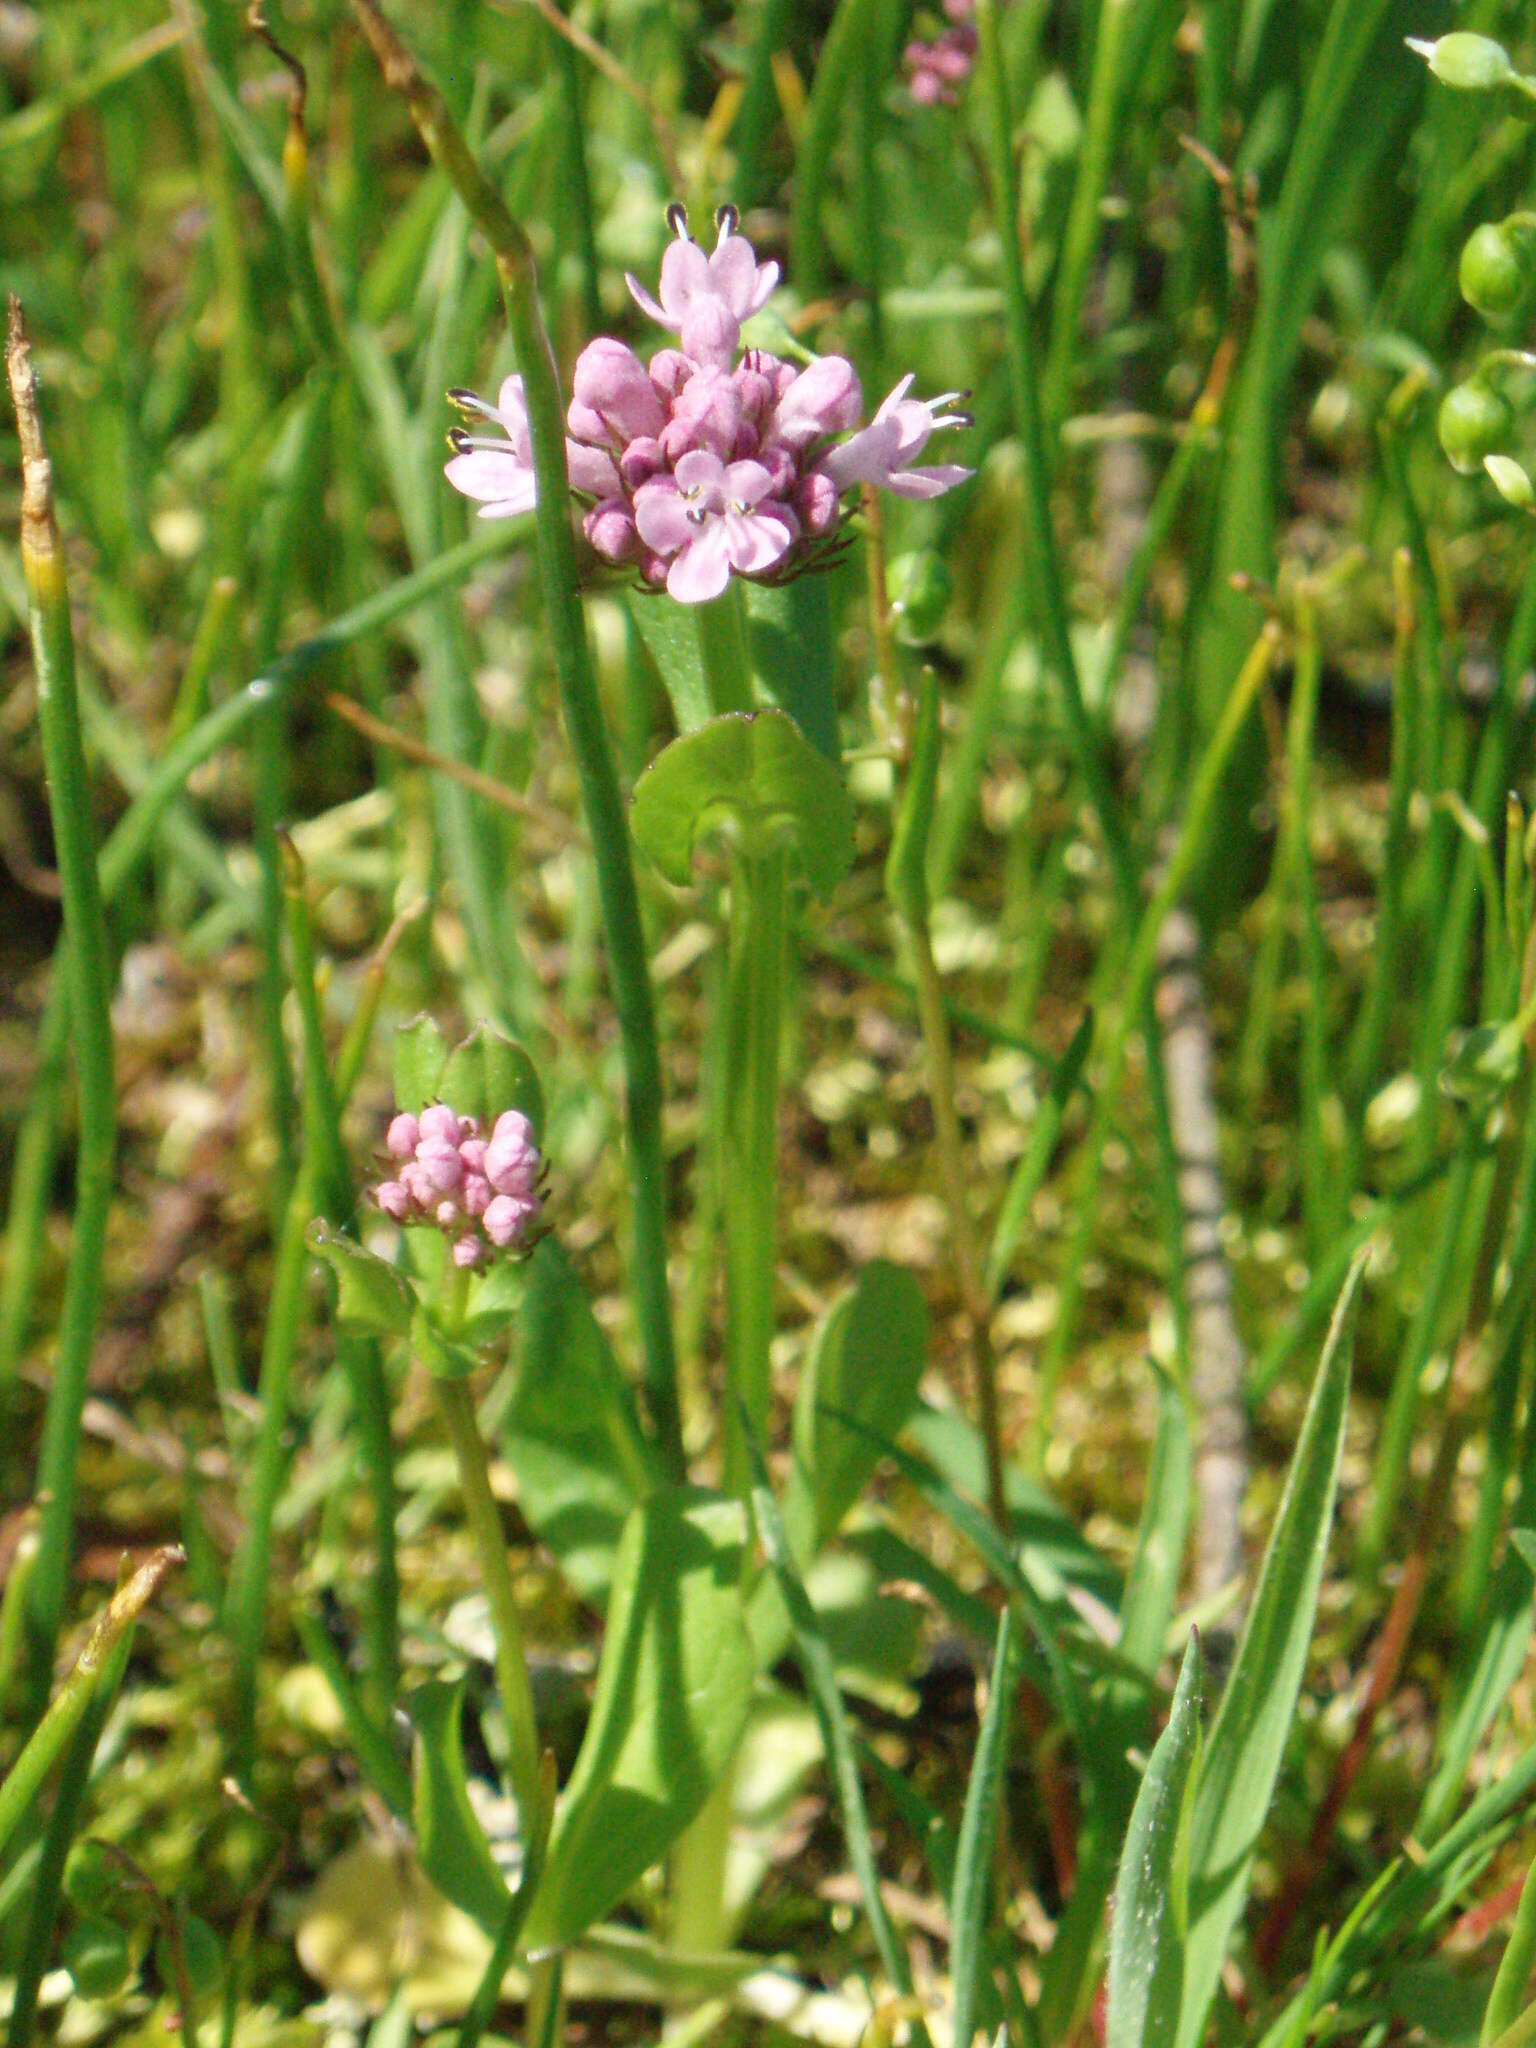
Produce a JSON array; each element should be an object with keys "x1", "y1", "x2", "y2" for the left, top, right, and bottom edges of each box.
[
  {"x1": 442, "y1": 1023, "x2": 545, "y2": 1136},
  {"x1": 407, "y1": 1679, "x2": 511, "y2": 1934},
  {"x1": 308, "y1": 1224, "x2": 415, "y2": 1339},
  {"x1": 788, "y1": 1260, "x2": 929, "y2": 1552},
  {"x1": 521, "y1": 1488, "x2": 756, "y2": 1951},
  {"x1": 393, "y1": 1016, "x2": 448, "y2": 1116},
  {"x1": 1175, "y1": 1258, "x2": 1363, "y2": 2048},
  {"x1": 501, "y1": 1242, "x2": 661, "y2": 1605},
  {"x1": 1107, "y1": 1631, "x2": 1203, "y2": 2048},
  {"x1": 630, "y1": 710, "x2": 854, "y2": 897}
]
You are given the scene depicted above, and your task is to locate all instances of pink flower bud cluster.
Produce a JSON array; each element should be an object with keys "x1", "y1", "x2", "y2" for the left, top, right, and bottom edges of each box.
[
  {"x1": 374, "y1": 1103, "x2": 541, "y2": 1268},
  {"x1": 445, "y1": 204, "x2": 972, "y2": 605},
  {"x1": 903, "y1": 0, "x2": 978, "y2": 105}
]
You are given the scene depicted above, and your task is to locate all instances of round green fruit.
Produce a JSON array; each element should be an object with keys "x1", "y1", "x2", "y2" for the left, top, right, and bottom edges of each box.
[
  {"x1": 1438, "y1": 381, "x2": 1513, "y2": 475},
  {"x1": 1460, "y1": 224, "x2": 1527, "y2": 322}
]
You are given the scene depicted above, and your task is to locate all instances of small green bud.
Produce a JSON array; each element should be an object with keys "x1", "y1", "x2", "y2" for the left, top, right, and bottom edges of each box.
[
  {"x1": 1461, "y1": 223, "x2": 1528, "y2": 322},
  {"x1": 1438, "y1": 380, "x2": 1512, "y2": 475},
  {"x1": 887, "y1": 550, "x2": 953, "y2": 642},
  {"x1": 1485, "y1": 454, "x2": 1536, "y2": 510},
  {"x1": 1409, "y1": 33, "x2": 1514, "y2": 91},
  {"x1": 63, "y1": 1919, "x2": 133, "y2": 2001}
]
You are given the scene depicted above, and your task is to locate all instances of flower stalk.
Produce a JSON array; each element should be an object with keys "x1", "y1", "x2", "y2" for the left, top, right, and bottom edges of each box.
[
  {"x1": 6, "y1": 300, "x2": 120, "y2": 1719},
  {"x1": 348, "y1": 0, "x2": 684, "y2": 1478}
]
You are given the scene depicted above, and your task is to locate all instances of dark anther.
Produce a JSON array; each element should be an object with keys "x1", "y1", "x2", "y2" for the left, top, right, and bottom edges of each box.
[
  {"x1": 715, "y1": 203, "x2": 739, "y2": 237},
  {"x1": 666, "y1": 200, "x2": 690, "y2": 240}
]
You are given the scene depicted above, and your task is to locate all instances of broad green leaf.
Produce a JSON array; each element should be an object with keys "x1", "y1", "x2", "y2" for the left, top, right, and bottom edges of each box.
[
  {"x1": 630, "y1": 710, "x2": 854, "y2": 898},
  {"x1": 522, "y1": 1489, "x2": 756, "y2": 1951},
  {"x1": 501, "y1": 1242, "x2": 661, "y2": 1606},
  {"x1": 788, "y1": 1261, "x2": 929, "y2": 1552},
  {"x1": 743, "y1": 577, "x2": 840, "y2": 760},
  {"x1": 393, "y1": 1016, "x2": 449, "y2": 1115},
  {"x1": 951, "y1": 1608, "x2": 1017, "y2": 2048},
  {"x1": 442, "y1": 1023, "x2": 545, "y2": 1136},
  {"x1": 626, "y1": 589, "x2": 713, "y2": 733},
  {"x1": 407, "y1": 1680, "x2": 510, "y2": 1934},
  {"x1": 1107, "y1": 1631, "x2": 1203, "y2": 2048},
  {"x1": 1175, "y1": 1258, "x2": 1363, "y2": 2048},
  {"x1": 308, "y1": 1224, "x2": 414, "y2": 1339}
]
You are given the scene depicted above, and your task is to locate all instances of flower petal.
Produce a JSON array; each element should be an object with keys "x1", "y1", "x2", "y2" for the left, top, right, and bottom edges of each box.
[
  {"x1": 667, "y1": 529, "x2": 733, "y2": 603},
  {"x1": 634, "y1": 480, "x2": 695, "y2": 553},
  {"x1": 445, "y1": 450, "x2": 538, "y2": 511}
]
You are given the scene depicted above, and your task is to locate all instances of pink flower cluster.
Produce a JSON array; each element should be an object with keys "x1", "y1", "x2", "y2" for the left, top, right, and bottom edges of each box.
[
  {"x1": 374, "y1": 1103, "x2": 541, "y2": 1268},
  {"x1": 445, "y1": 205, "x2": 971, "y2": 605},
  {"x1": 903, "y1": 0, "x2": 978, "y2": 105}
]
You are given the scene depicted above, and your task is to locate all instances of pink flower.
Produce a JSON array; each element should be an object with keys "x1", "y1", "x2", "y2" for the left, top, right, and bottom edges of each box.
[
  {"x1": 818, "y1": 375, "x2": 973, "y2": 499},
  {"x1": 626, "y1": 205, "x2": 780, "y2": 365},
  {"x1": 568, "y1": 338, "x2": 665, "y2": 449},
  {"x1": 444, "y1": 377, "x2": 539, "y2": 518},
  {"x1": 371, "y1": 1097, "x2": 543, "y2": 1260},
  {"x1": 769, "y1": 355, "x2": 865, "y2": 450},
  {"x1": 634, "y1": 449, "x2": 798, "y2": 604},
  {"x1": 446, "y1": 200, "x2": 970, "y2": 599},
  {"x1": 485, "y1": 1110, "x2": 539, "y2": 1198},
  {"x1": 484, "y1": 1193, "x2": 536, "y2": 1249},
  {"x1": 385, "y1": 1113, "x2": 419, "y2": 1161}
]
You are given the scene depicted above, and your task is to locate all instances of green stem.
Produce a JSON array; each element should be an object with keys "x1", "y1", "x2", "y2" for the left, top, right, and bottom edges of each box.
[
  {"x1": 348, "y1": 0, "x2": 683, "y2": 1479},
  {"x1": 7, "y1": 306, "x2": 120, "y2": 1718},
  {"x1": 433, "y1": 1376, "x2": 543, "y2": 1832},
  {"x1": 723, "y1": 846, "x2": 787, "y2": 1493}
]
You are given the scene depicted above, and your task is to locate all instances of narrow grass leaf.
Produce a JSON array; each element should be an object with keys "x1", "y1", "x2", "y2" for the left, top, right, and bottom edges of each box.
[
  {"x1": 1106, "y1": 1630, "x2": 1202, "y2": 2048},
  {"x1": 1175, "y1": 1256, "x2": 1363, "y2": 2048},
  {"x1": 950, "y1": 1607, "x2": 1016, "y2": 2048}
]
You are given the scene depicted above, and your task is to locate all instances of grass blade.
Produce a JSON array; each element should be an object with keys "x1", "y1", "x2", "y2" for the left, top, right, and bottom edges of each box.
[
  {"x1": 949, "y1": 1607, "x2": 1016, "y2": 2048},
  {"x1": 1175, "y1": 1254, "x2": 1364, "y2": 2047},
  {"x1": 1107, "y1": 1630, "x2": 1202, "y2": 2048}
]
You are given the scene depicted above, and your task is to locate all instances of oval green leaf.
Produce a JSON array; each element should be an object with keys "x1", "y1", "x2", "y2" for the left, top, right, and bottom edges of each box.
[
  {"x1": 521, "y1": 1488, "x2": 756, "y2": 1951},
  {"x1": 630, "y1": 710, "x2": 854, "y2": 898}
]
